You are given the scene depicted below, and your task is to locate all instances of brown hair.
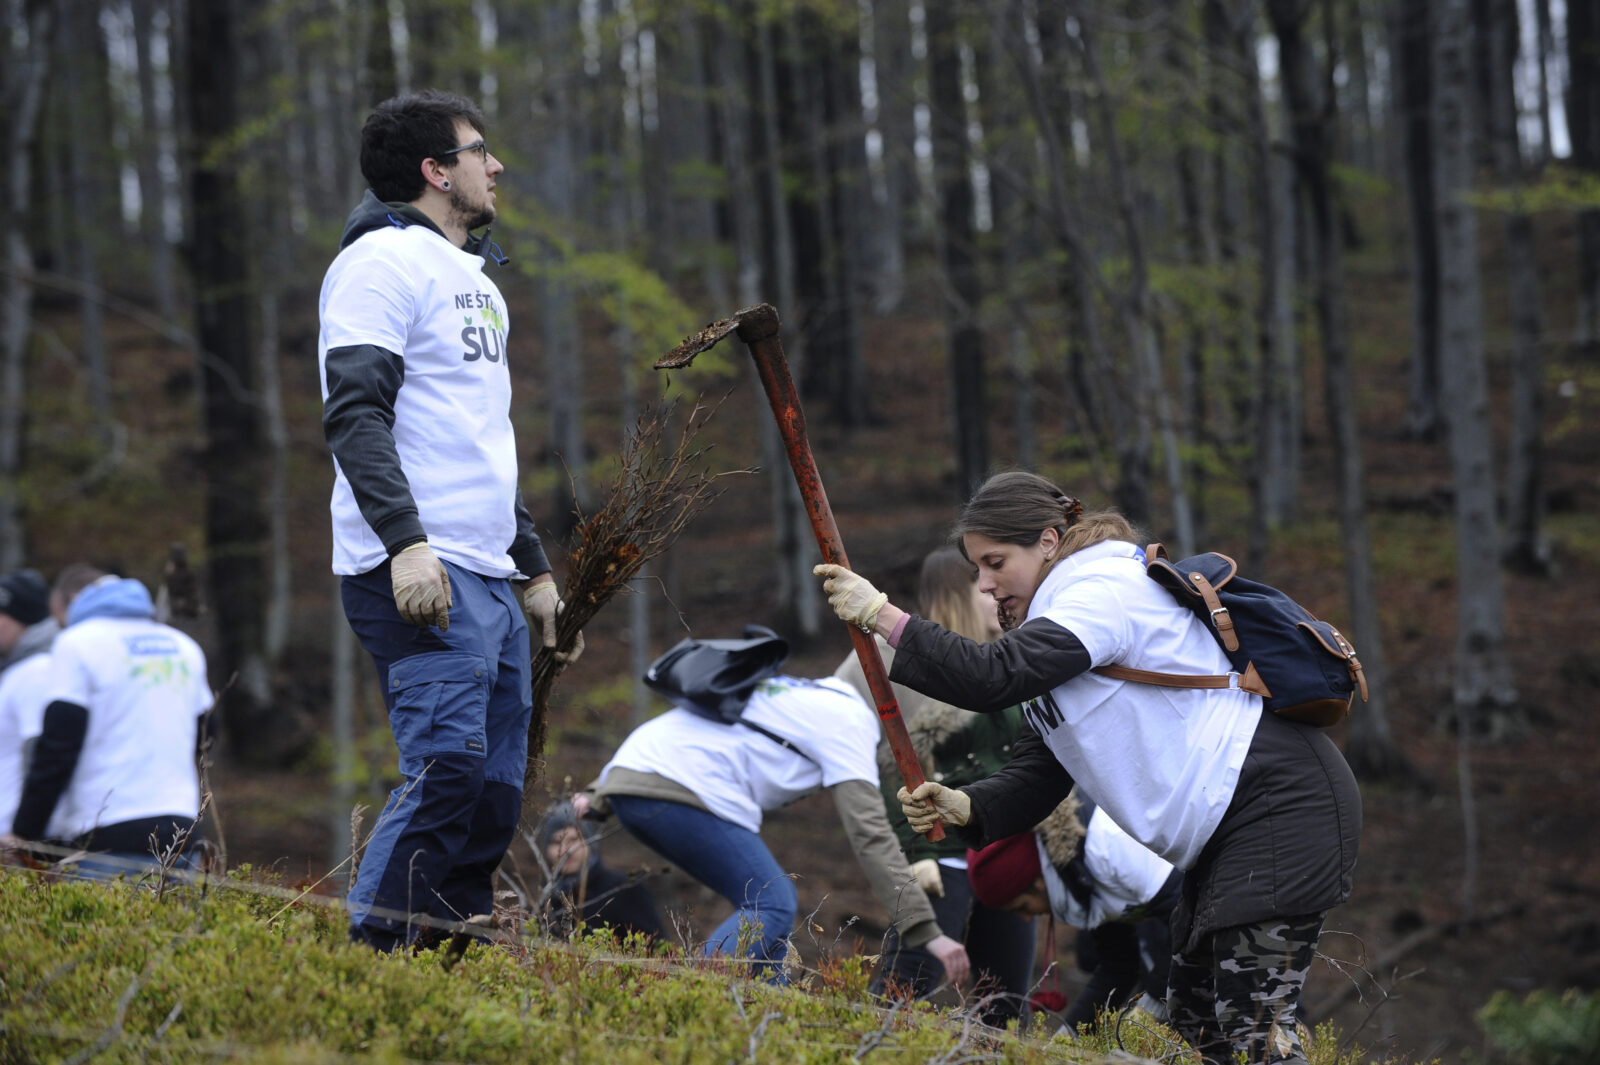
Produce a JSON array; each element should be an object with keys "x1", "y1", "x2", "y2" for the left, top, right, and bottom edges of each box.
[
  {"x1": 50, "y1": 563, "x2": 107, "y2": 616},
  {"x1": 917, "y1": 546, "x2": 990, "y2": 643},
  {"x1": 954, "y1": 470, "x2": 1139, "y2": 559}
]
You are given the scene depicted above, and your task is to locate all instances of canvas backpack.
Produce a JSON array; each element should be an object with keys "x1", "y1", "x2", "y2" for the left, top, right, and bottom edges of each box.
[{"x1": 1092, "y1": 544, "x2": 1368, "y2": 727}]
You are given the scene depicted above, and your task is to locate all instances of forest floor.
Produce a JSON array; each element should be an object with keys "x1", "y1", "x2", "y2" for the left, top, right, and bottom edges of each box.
[{"x1": 32, "y1": 225, "x2": 1600, "y2": 1062}]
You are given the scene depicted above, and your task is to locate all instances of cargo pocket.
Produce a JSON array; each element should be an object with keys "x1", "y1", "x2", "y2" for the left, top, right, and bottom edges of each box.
[{"x1": 386, "y1": 651, "x2": 491, "y2": 772}]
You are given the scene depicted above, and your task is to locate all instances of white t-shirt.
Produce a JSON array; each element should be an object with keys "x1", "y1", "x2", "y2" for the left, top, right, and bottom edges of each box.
[
  {"x1": 1041, "y1": 806, "x2": 1177, "y2": 929},
  {"x1": 0, "y1": 652, "x2": 63, "y2": 835},
  {"x1": 319, "y1": 224, "x2": 522, "y2": 577},
  {"x1": 1020, "y1": 540, "x2": 1262, "y2": 869},
  {"x1": 43, "y1": 617, "x2": 212, "y2": 837},
  {"x1": 600, "y1": 676, "x2": 882, "y2": 834}
]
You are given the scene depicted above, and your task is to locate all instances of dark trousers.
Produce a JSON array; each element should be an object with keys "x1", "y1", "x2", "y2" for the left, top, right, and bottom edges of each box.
[
  {"x1": 870, "y1": 863, "x2": 1037, "y2": 1025},
  {"x1": 342, "y1": 560, "x2": 531, "y2": 951}
]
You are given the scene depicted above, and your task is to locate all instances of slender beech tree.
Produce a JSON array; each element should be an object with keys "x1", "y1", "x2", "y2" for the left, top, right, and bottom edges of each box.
[
  {"x1": 927, "y1": 1, "x2": 987, "y2": 498},
  {"x1": 1397, "y1": 0, "x2": 1443, "y2": 440},
  {"x1": 187, "y1": 0, "x2": 284, "y2": 762},
  {"x1": 1484, "y1": 0, "x2": 1549, "y2": 575},
  {"x1": 1570, "y1": 0, "x2": 1600, "y2": 345},
  {"x1": 1433, "y1": 0, "x2": 1521, "y2": 737},
  {"x1": 1270, "y1": 0, "x2": 1407, "y2": 778},
  {"x1": 0, "y1": 0, "x2": 52, "y2": 572}
]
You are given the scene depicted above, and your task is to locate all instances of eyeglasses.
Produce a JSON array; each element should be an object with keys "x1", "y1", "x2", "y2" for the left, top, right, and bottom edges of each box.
[{"x1": 439, "y1": 139, "x2": 487, "y2": 163}]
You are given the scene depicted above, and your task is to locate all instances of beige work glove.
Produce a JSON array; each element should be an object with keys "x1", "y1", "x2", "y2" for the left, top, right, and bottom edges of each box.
[
  {"x1": 908, "y1": 857, "x2": 945, "y2": 898},
  {"x1": 812, "y1": 563, "x2": 889, "y2": 632},
  {"x1": 898, "y1": 781, "x2": 972, "y2": 836},
  {"x1": 523, "y1": 579, "x2": 585, "y2": 664},
  {"x1": 391, "y1": 542, "x2": 452, "y2": 630}
]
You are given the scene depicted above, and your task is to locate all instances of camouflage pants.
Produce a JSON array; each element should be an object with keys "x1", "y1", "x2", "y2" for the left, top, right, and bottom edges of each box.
[{"x1": 1165, "y1": 912, "x2": 1323, "y2": 1065}]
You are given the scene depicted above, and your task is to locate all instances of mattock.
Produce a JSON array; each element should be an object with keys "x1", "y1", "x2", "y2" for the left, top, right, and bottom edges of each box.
[{"x1": 657, "y1": 303, "x2": 944, "y2": 840}]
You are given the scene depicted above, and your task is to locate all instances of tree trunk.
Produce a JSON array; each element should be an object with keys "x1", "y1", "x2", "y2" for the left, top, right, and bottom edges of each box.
[
  {"x1": 1532, "y1": 0, "x2": 1555, "y2": 165},
  {"x1": 62, "y1": 0, "x2": 115, "y2": 459},
  {"x1": 1074, "y1": 7, "x2": 1188, "y2": 548},
  {"x1": 534, "y1": 0, "x2": 586, "y2": 531},
  {"x1": 864, "y1": 0, "x2": 911, "y2": 313},
  {"x1": 187, "y1": 0, "x2": 288, "y2": 763},
  {"x1": 755, "y1": 11, "x2": 819, "y2": 639},
  {"x1": 1569, "y1": 0, "x2": 1600, "y2": 345},
  {"x1": 1485, "y1": 0, "x2": 1549, "y2": 575},
  {"x1": 1434, "y1": 0, "x2": 1522, "y2": 737},
  {"x1": 983, "y1": 5, "x2": 1037, "y2": 470},
  {"x1": 654, "y1": 9, "x2": 728, "y2": 305},
  {"x1": 130, "y1": 0, "x2": 177, "y2": 321},
  {"x1": 926, "y1": 3, "x2": 988, "y2": 500},
  {"x1": 1270, "y1": 0, "x2": 1410, "y2": 779},
  {"x1": 0, "y1": 0, "x2": 52, "y2": 572},
  {"x1": 1396, "y1": 0, "x2": 1443, "y2": 440},
  {"x1": 795, "y1": 8, "x2": 871, "y2": 430}
]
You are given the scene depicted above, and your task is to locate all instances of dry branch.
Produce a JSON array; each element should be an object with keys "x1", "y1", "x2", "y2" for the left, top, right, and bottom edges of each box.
[{"x1": 523, "y1": 395, "x2": 750, "y2": 805}]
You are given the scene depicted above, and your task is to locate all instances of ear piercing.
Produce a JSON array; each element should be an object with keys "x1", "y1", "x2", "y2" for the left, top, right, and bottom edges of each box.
[{"x1": 441, "y1": 179, "x2": 451, "y2": 190}]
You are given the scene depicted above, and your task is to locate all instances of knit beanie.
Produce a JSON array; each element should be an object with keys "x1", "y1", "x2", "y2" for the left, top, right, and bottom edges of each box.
[
  {"x1": 536, "y1": 800, "x2": 599, "y2": 862},
  {"x1": 966, "y1": 832, "x2": 1043, "y2": 909},
  {"x1": 0, "y1": 570, "x2": 49, "y2": 625}
]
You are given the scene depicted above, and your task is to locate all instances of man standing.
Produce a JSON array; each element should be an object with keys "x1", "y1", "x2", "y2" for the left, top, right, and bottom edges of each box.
[
  {"x1": 0, "y1": 570, "x2": 56, "y2": 675},
  {"x1": 319, "y1": 89, "x2": 581, "y2": 950}
]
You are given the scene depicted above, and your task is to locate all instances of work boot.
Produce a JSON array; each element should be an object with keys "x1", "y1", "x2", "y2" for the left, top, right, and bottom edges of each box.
[{"x1": 441, "y1": 913, "x2": 496, "y2": 971}]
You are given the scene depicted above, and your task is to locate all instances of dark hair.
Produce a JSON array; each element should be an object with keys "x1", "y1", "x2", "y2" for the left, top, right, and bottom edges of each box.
[
  {"x1": 954, "y1": 471, "x2": 1139, "y2": 559},
  {"x1": 359, "y1": 89, "x2": 485, "y2": 204}
]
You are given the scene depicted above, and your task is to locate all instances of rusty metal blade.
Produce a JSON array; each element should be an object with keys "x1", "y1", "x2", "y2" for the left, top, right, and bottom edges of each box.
[{"x1": 655, "y1": 314, "x2": 744, "y2": 369}]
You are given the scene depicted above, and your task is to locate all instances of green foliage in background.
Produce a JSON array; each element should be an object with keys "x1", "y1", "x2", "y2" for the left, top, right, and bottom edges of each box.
[{"x1": 1476, "y1": 989, "x2": 1600, "y2": 1065}]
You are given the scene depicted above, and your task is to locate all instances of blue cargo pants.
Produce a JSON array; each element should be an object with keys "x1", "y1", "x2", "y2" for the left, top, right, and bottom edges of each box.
[{"x1": 341, "y1": 558, "x2": 531, "y2": 951}]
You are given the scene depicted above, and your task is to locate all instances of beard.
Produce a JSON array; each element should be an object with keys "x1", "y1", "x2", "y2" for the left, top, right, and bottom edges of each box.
[{"x1": 448, "y1": 185, "x2": 495, "y2": 232}]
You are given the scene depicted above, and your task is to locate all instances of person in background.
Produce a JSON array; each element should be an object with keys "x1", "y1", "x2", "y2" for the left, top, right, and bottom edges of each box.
[
  {"x1": 319, "y1": 89, "x2": 583, "y2": 950},
  {"x1": 834, "y1": 546, "x2": 1034, "y2": 1026},
  {"x1": 0, "y1": 565, "x2": 111, "y2": 849},
  {"x1": 966, "y1": 787, "x2": 1181, "y2": 1034},
  {"x1": 7, "y1": 571, "x2": 212, "y2": 878},
  {"x1": 578, "y1": 627, "x2": 970, "y2": 986},
  {"x1": 0, "y1": 570, "x2": 56, "y2": 676},
  {"x1": 536, "y1": 798, "x2": 665, "y2": 941},
  {"x1": 814, "y1": 470, "x2": 1360, "y2": 1064}
]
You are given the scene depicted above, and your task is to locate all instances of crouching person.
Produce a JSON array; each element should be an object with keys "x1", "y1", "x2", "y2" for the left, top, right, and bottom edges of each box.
[
  {"x1": 578, "y1": 626, "x2": 970, "y2": 986},
  {"x1": 536, "y1": 798, "x2": 665, "y2": 941},
  {"x1": 966, "y1": 788, "x2": 1180, "y2": 1034}
]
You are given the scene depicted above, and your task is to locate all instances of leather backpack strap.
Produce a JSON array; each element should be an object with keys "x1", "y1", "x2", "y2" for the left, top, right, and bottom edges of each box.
[
  {"x1": 1093, "y1": 661, "x2": 1272, "y2": 698},
  {"x1": 1185, "y1": 570, "x2": 1239, "y2": 652}
]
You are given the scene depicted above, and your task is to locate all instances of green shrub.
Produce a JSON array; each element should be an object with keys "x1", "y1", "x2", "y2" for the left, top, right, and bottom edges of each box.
[{"x1": 1477, "y1": 989, "x2": 1600, "y2": 1065}]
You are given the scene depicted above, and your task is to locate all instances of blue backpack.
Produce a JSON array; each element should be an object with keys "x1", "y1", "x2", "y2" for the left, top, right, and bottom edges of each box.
[{"x1": 1093, "y1": 544, "x2": 1368, "y2": 727}]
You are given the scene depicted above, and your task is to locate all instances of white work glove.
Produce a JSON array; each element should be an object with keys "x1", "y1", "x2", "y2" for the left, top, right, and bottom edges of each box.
[
  {"x1": 897, "y1": 781, "x2": 972, "y2": 835},
  {"x1": 522, "y1": 579, "x2": 585, "y2": 665},
  {"x1": 391, "y1": 542, "x2": 452, "y2": 630},
  {"x1": 908, "y1": 858, "x2": 945, "y2": 898},
  {"x1": 812, "y1": 564, "x2": 889, "y2": 632},
  {"x1": 925, "y1": 933, "x2": 970, "y2": 987}
]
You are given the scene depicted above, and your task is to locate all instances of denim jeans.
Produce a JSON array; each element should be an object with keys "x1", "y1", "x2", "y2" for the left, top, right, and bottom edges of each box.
[
  {"x1": 66, "y1": 849, "x2": 202, "y2": 883},
  {"x1": 341, "y1": 559, "x2": 531, "y2": 951},
  {"x1": 607, "y1": 795, "x2": 797, "y2": 978}
]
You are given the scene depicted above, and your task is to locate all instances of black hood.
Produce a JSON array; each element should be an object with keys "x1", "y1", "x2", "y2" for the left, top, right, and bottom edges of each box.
[{"x1": 338, "y1": 189, "x2": 508, "y2": 265}]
